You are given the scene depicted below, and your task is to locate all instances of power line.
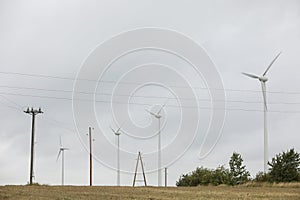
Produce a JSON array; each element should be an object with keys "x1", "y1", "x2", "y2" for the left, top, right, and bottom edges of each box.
[
  {"x1": 1, "y1": 71, "x2": 300, "y2": 95},
  {"x1": 1, "y1": 85, "x2": 300, "y2": 105},
  {"x1": 0, "y1": 99, "x2": 20, "y2": 111},
  {"x1": 1, "y1": 91, "x2": 300, "y2": 113},
  {"x1": 0, "y1": 94, "x2": 23, "y2": 109},
  {"x1": 0, "y1": 71, "x2": 79, "y2": 81},
  {"x1": 0, "y1": 100, "x2": 77, "y2": 134}
]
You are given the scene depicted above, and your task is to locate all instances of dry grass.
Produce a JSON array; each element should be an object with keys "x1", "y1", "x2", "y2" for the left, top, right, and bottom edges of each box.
[
  {"x1": 241, "y1": 181, "x2": 300, "y2": 188},
  {"x1": 0, "y1": 185, "x2": 299, "y2": 200}
]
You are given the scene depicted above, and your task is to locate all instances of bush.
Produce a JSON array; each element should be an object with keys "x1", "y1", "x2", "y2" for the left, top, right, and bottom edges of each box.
[
  {"x1": 254, "y1": 171, "x2": 271, "y2": 182},
  {"x1": 210, "y1": 166, "x2": 231, "y2": 186},
  {"x1": 176, "y1": 166, "x2": 232, "y2": 186}
]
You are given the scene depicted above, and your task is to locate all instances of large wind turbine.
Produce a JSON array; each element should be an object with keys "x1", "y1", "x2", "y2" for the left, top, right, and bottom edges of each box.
[
  {"x1": 110, "y1": 125, "x2": 122, "y2": 186},
  {"x1": 242, "y1": 52, "x2": 281, "y2": 172},
  {"x1": 56, "y1": 136, "x2": 69, "y2": 186},
  {"x1": 146, "y1": 102, "x2": 167, "y2": 187}
]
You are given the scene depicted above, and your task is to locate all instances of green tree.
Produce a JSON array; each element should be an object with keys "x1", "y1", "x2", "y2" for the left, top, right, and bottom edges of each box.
[
  {"x1": 229, "y1": 152, "x2": 250, "y2": 185},
  {"x1": 268, "y1": 148, "x2": 300, "y2": 182}
]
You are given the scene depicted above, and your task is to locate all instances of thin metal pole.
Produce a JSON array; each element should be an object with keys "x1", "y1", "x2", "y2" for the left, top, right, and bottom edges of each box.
[
  {"x1": 165, "y1": 168, "x2": 167, "y2": 187},
  {"x1": 62, "y1": 150, "x2": 64, "y2": 186},
  {"x1": 262, "y1": 82, "x2": 268, "y2": 173},
  {"x1": 89, "y1": 127, "x2": 92, "y2": 186},
  {"x1": 264, "y1": 103, "x2": 268, "y2": 173},
  {"x1": 117, "y1": 134, "x2": 120, "y2": 186},
  {"x1": 158, "y1": 117, "x2": 161, "y2": 187}
]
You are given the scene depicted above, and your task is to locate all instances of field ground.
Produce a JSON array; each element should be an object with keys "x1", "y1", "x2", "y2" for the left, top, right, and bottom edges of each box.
[{"x1": 0, "y1": 184, "x2": 300, "y2": 200}]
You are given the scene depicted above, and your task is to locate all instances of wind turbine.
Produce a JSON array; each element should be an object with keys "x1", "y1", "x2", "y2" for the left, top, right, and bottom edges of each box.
[
  {"x1": 56, "y1": 136, "x2": 69, "y2": 186},
  {"x1": 110, "y1": 125, "x2": 122, "y2": 186},
  {"x1": 146, "y1": 101, "x2": 167, "y2": 187},
  {"x1": 242, "y1": 52, "x2": 281, "y2": 172}
]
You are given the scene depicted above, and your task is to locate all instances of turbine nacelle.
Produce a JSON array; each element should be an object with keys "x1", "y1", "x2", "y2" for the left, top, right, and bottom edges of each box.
[
  {"x1": 259, "y1": 76, "x2": 268, "y2": 82},
  {"x1": 59, "y1": 147, "x2": 69, "y2": 151},
  {"x1": 145, "y1": 109, "x2": 162, "y2": 118},
  {"x1": 57, "y1": 136, "x2": 69, "y2": 161},
  {"x1": 110, "y1": 125, "x2": 122, "y2": 136},
  {"x1": 145, "y1": 100, "x2": 168, "y2": 119},
  {"x1": 155, "y1": 115, "x2": 162, "y2": 119},
  {"x1": 114, "y1": 132, "x2": 121, "y2": 136}
]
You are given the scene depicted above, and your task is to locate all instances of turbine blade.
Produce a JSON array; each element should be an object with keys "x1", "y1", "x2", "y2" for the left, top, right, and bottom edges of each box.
[
  {"x1": 242, "y1": 72, "x2": 260, "y2": 79},
  {"x1": 261, "y1": 82, "x2": 268, "y2": 110},
  {"x1": 60, "y1": 136, "x2": 62, "y2": 147},
  {"x1": 263, "y1": 52, "x2": 282, "y2": 76},
  {"x1": 116, "y1": 127, "x2": 121, "y2": 133},
  {"x1": 145, "y1": 108, "x2": 156, "y2": 116},
  {"x1": 110, "y1": 121, "x2": 126, "y2": 135},
  {"x1": 110, "y1": 126, "x2": 115, "y2": 133},
  {"x1": 56, "y1": 150, "x2": 62, "y2": 162},
  {"x1": 157, "y1": 100, "x2": 168, "y2": 115},
  {"x1": 117, "y1": 121, "x2": 126, "y2": 133}
]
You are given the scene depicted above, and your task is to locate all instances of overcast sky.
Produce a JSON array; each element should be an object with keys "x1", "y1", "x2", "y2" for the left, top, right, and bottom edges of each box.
[{"x1": 0, "y1": 0, "x2": 300, "y2": 186}]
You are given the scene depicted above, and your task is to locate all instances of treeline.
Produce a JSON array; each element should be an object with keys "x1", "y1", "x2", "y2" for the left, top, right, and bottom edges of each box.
[{"x1": 176, "y1": 148, "x2": 300, "y2": 186}]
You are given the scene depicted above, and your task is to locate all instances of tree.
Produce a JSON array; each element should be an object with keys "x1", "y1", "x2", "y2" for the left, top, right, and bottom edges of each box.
[
  {"x1": 268, "y1": 148, "x2": 300, "y2": 182},
  {"x1": 229, "y1": 152, "x2": 250, "y2": 185}
]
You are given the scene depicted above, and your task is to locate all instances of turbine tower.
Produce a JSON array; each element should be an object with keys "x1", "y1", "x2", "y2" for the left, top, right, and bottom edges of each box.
[
  {"x1": 146, "y1": 102, "x2": 167, "y2": 187},
  {"x1": 56, "y1": 136, "x2": 69, "y2": 186},
  {"x1": 110, "y1": 126, "x2": 122, "y2": 186},
  {"x1": 242, "y1": 52, "x2": 281, "y2": 172}
]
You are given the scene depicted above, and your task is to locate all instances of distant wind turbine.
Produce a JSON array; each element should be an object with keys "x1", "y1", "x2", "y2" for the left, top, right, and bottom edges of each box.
[
  {"x1": 110, "y1": 124, "x2": 123, "y2": 187},
  {"x1": 56, "y1": 136, "x2": 69, "y2": 186},
  {"x1": 146, "y1": 101, "x2": 167, "y2": 187},
  {"x1": 242, "y1": 52, "x2": 282, "y2": 172}
]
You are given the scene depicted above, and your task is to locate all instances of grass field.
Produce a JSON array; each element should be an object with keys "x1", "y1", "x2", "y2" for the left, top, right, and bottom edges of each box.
[{"x1": 0, "y1": 184, "x2": 300, "y2": 200}]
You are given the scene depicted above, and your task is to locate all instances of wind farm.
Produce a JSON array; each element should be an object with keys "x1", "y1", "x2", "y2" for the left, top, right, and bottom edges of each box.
[{"x1": 1, "y1": 1, "x2": 300, "y2": 199}]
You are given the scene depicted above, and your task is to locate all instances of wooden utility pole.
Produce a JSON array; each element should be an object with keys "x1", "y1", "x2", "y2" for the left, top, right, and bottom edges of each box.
[
  {"x1": 133, "y1": 152, "x2": 147, "y2": 187},
  {"x1": 89, "y1": 127, "x2": 93, "y2": 186},
  {"x1": 24, "y1": 107, "x2": 43, "y2": 185}
]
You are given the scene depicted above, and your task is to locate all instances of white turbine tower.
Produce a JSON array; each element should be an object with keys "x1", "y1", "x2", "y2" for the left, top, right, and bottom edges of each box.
[
  {"x1": 110, "y1": 126, "x2": 122, "y2": 186},
  {"x1": 242, "y1": 52, "x2": 281, "y2": 172},
  {"x1": 146, "y1": 102, "x2": 167, "y2": 187},
  {"x1": 56, "y1": 136, "x2": 69, "y2": 186}
]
